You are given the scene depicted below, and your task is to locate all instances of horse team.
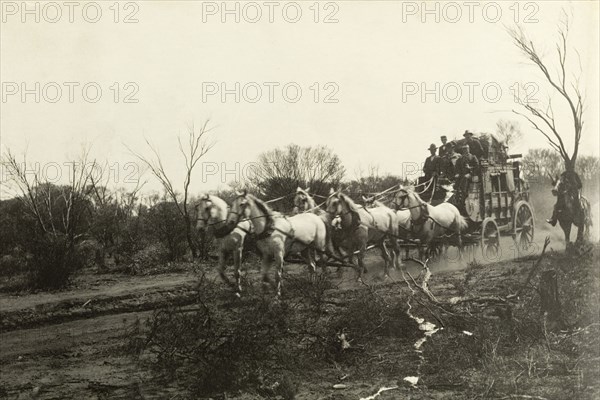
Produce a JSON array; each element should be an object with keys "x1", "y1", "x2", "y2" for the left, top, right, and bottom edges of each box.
[{"x1": 196, "y1": 186, "x2": 468, "y2": 297}]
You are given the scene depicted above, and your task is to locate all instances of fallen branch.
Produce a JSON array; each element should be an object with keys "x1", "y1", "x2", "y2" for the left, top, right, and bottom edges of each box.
[
  {"x1": 512, "y1": 236, "x2": 551, "y2": 299},
  {"x1": 406, "y1": 258, "x2": 438, "y2": 303}
]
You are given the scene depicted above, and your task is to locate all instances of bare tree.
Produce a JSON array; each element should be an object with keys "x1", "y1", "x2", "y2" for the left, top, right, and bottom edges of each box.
[
  {"x1": 246, "y1": 144, "x2": 345, "y2": 210},
  {"x1": 575, "y1": 155, "x2": 600, "y2": 181},
  {"x1": 3, "y1": 147, "x2": 96, "y2": 240},
  {"x1": 2, "y1": 147, "x2": 98, "y2": 287},
  {"x1": 509, "y1": 11, "x2": 584, "y2": 172},
  {"x1": 128, "y1": 121, "x2": 215, "y2": 258},
  {"x1": 495, "y1": 119, "x2": 523, "y2": 147},
  {"x1": 87, "y1": 162, "x2": 146, "y2": 266},
  {"x1": 522, "y1": 148, "x2": 563, "y2": 181}
]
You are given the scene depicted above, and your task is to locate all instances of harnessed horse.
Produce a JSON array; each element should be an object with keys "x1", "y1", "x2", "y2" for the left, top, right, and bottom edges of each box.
[
  {"x1": 226, "y1": 191, "x2": 328, "y2": 296},
  {"x1": 325, "y1": 190, "x2": 400, "y2": 280},
  {"x1": 195, "y1": 194, "x2": 253, "y2": 297},
  {"x1": 363, "y1": 196, "x2": 413, "y2": 263},
  {"x1": 294, "y1": 187, "x2": 351, "y2": 269},
  {"x1": 551, "y1": 173, "x2": 593, "y2": 248},
  {"x1": 392, "y1": 187, "x2": 468, "y2": 255}
]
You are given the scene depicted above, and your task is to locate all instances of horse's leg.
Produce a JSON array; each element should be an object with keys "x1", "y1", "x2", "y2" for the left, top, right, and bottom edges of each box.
[
  {"x1": 390, "y1": 238, "x2": 401, "y2": 270},
  {"x1": 561, "y1": 221, "x2": 572, "y2": 251},
  {"x1": 302, "y1": 247, "x2": 317, "y2": 281},
  {"x1": 233, "y1": 246, "x2": 243, "y2": 297},
  {"x1": 261, "y1": 253, "x2": 272, "y2": 293},
  {"x1": 356, "y1": 244, "x2": 367, "y2": 282},
  {"x1": 457, "y1": 232, "x2": 463, "y2": 261},
  {"x1": 575, "y1": 211, "x2": 586, "y2": 244},
  {"x1": 274, "y1": 245, "x2": 285, "y2": 297},
  {"x1": 316, "y1": 247, "x2": 329, "y2": 275},
  {"x1": 218, "y1": 247, "x2": 233, "y2": 290},
  {"x1": 380, "y1": 240, "x2": 392, "y2": 277}
]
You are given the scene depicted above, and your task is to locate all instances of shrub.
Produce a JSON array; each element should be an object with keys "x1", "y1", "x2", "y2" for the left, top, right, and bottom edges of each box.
[
  {"x1": 145, "y1": 202, "x2": 188, "y2": 262},
  {"x1": 136, "y1": 280, "x2": 293, "y2": 396},
  {"x1": 27, "y1": 235, "x2": 85, "y2": 289}
]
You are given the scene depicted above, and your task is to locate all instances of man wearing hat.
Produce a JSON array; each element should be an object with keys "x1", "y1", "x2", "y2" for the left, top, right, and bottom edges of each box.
[
  {"x1": 438, "y1": 136, "x2": 454, "y2": 179},
  {"x1": 454, "y1": 144, "x2": 480, "y2": 201},
  {"x1": 438, "y1": 135, "x2": 451, "y2": 157},
  {"x1": 463, "y1": 130, "x2": 484, "y2": 159},
  {"x1": 423, "y1": 143, "x2": 441, "y2": 181}
]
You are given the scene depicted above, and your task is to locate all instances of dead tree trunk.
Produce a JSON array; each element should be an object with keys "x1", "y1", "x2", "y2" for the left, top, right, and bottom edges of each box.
[{"x1": 540, "y1": 270, "x2": 564, "y2": 330}]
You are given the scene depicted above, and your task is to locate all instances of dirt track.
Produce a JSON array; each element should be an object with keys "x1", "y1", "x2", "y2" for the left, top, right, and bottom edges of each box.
[{"x1": 0, "y1": 233, "x2": 594, "y2": 399}]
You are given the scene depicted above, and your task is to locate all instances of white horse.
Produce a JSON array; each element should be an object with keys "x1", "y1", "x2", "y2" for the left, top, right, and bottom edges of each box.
[
  {"x1": 293, "y1": 187, "x2": 323, "y2": 215},
  {"x1": 226, "y1": 190, "x2": 328, "y2": 296},
  {"x1": 363, "y1": 196, "x2": 413, "y2": 264},
  {"x1": 294, "y1": 187, "x2": 349, "y2": 269},
  {"x1": 195, "y1": 194, "x2": 253, "y2": 297},
  {"x1": 393, "y1": 187, "x2": 468, "y2": 255},
  {"x1": 325, "y1": 190, "x2": 400, "y2": 280}
]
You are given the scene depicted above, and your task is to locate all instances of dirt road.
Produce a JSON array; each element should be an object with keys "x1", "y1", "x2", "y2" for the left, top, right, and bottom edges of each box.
[{"x1": 1, "y1": 235, "x2": 592, "y2": 399}]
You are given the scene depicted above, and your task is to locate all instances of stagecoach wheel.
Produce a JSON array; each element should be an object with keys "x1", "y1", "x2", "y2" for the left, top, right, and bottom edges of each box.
[
  {"x1": 428, "y1": 241, "x2": 444, "y2": 262},
  {"x1": 481, "y1": 218, "x2": 500, "y2": 259},
  {"x1": 513, "y1": 201, "x2": 535, "y2": 251}
]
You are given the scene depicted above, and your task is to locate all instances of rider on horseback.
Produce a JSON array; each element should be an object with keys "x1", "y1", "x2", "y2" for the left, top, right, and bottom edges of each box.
[{"x1": 547, "y1": 170, "x2": 582, "y2": 226}]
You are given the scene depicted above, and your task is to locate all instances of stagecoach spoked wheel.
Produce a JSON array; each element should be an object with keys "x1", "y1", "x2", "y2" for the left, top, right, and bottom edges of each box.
[
  {"x1": 481, "y1": 218, "x2": 500, "y2": 259},
  {"x1": 427, "y1": 241, "x2": 444, "y2": 262},
  {"x1": 513, "y1": 201, "x2": 535, "y2": 251}
]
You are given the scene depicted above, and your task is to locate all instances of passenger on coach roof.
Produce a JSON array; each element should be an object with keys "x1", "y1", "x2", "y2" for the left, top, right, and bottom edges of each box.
[
  {"x1": 462, "y1": 130, "x2": 484, "y2": 159},
  {"x1": 454, "y1": 144, "x2": 479, "y2": 200},
  {"x1": 423, "y1": 143, "x2": 442, "y2": 182}
]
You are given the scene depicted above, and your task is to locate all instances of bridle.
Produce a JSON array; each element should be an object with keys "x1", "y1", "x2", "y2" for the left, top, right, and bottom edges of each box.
[
  {"x1": 196, "y1": 197, "x2": 253, "y2": 236},
  {"x1": 394, "y1": 190, "x2": 429, "y2": 226},
  {"x1": 294, "y1": 193, "x2": 310, "y2": 210}
]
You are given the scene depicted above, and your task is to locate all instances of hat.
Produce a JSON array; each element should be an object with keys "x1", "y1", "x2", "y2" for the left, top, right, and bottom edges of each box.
[
  {"x1": 440, "y1": 135, "x2": 447, "y2": 139},
  {"x1": 428, "y1": 143, "x2": 437, "y2": 151},
  {"x1": 463, "y1": 130, "x2": 474, "y2": 137}
]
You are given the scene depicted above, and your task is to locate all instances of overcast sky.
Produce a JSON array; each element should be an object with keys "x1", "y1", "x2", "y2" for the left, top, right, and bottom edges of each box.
[{"x1": 1, "y1": 0, "x2": 598, "y2": 196}]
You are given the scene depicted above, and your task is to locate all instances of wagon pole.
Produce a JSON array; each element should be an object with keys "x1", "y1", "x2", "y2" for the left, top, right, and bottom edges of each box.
[
  {"x1": 270, "y1": 224, "x2": 359, "y2": 269},
  {"x1": 264, "y1": 193, "x2": 294, "y2": 204}
]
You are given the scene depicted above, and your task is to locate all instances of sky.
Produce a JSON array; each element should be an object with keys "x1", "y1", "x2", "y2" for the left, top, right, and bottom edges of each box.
[{"x1": 1, "y1": 0, "x2": 599, "y2": 197}]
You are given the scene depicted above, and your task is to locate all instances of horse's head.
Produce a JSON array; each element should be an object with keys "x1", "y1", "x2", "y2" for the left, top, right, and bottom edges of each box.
[
  {"x1": 393, "y1": 188, "x2": 410, "y2": 210},
  {"x1": 331, "y1": 215, "x2": 343, "y2": 230},
  {"x1": 325, "y1": 188, "x2": 343, "y2": 216},
  {"x1": 196, "y1": 194, "x2": 230, "y2": 231},
  {"x1": 227, "y1": 189, "x2": 252, "y2": 227},
  {"x1": 293, "y1": 187, "x2": 311, "y2": 211},
  {"x1": 361, "y1": 194, "x2": 375, "y2": 208},
  {"x1": 195, "y1": 194, "x2": 210, "y2": 230}
]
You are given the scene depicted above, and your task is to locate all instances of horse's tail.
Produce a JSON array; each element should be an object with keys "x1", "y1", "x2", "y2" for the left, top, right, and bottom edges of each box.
[
  {"x1": 455, "y1": 214, "x2": 469, "y2": 233},
  {"x1": 580, "y1": 196, "x2": 593, "y2": 237}
]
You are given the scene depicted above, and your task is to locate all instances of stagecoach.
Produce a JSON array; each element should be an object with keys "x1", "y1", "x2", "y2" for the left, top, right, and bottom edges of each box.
[{"x1": 424, "y1": 146, "x2": 536, "y2": 258}]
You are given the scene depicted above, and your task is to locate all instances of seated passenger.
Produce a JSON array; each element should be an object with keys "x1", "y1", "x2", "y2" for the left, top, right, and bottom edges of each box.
[
  {"x1": 463, "y1": 130, "x2": 484, "y2": 159},
  {"x1": 454, "y1": 144, "x2": 479, "y2": 201},
  {"x1": 423, "y1": 143, "x2": 441, "y2": 181}
]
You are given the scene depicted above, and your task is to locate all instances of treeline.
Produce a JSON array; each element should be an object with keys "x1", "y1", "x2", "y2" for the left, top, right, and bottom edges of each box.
[
  {"x1": 1, "y1": 144, "x2": 596, "y2": 291},
  {"x1": 522, "y1": 148, "x2": 600, "y2": 224},
  {"x1": 0, "y1": 143, "x2": 406, "y2": 290}
]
